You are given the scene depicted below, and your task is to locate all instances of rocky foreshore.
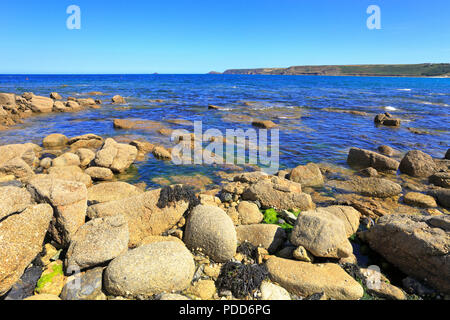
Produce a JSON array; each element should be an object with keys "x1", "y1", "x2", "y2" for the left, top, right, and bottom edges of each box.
[{"x1": 0, "y1": 92, "x2": 449, "y2": 301}]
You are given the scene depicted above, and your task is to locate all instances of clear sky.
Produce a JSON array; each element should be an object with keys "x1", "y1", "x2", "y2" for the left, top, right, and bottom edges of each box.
[{"x1": 1, "y1": 0, "x2": 449, "y2": 74}]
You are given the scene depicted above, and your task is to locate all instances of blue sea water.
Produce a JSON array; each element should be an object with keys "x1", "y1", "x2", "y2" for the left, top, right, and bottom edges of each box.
[{"x1": 0, "y1": 74, "x2": 449, "y2": 187}]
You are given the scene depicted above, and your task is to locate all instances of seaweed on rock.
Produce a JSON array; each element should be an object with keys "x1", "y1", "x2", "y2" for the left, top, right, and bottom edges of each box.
[
  {"x1": 216, "y1": 262, "x2": 268, "y2": 298},
  {"x1": 157, "y1": 185, "x2": 200, "y2": 214},
  {"x1": 236, "y1": 242, "x2": 258, "y2": 260}
]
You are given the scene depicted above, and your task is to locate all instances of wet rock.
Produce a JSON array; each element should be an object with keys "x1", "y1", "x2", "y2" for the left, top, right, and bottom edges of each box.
[
  {"x1": 236, "y1": 201, "x2": 263, "y2": 225},
  {"x1": 208, "y1": 105, "x2": 222, "y2": 110},
  {"x1": 377, "y1": 145, "x2": 396, "y2": 157},
  {"x1": 85, "y1": 167, "x2": 114, "y2": 181},
  {"x1": 88, "y1": 186, "x2": 190, "y2": 247},
  {"x1": 111, "y1": 95, "x2": 126, "y2": 104},
  {"x1": 329, "y1": 177, "x2": 402, "y2": 198},
  {"x1": 104, "y1": 241, "x2": 195, "y2": 297},
  {"x1": 50, "y1": 93, "x2": 62, "y2": 100},
  {"x1": 0, "y1": 204, "x2": 53, "y2": 296},
  {"x1": 152, "y1": 145, "x2": 172, "y2": 161},
  {"x1": 43, "y1": 134, "x2": 68, "y2": 148},
  {"x1": 266, "y1": 257, "x2": 364, "y2": 300},
  {"x1": 75, "y1": 148, "x2": 95, "y2": 167},
  {"x1": 95, "y1": 138, "x2": 138, "y2": 173},
  {"x1": 428, "y1": 188, "x2": 450, "y2": 209},
  {"x1": 236, "y1": 224, "x2": 286, "y2": 254},
  {"x1": 359, "y1": 167, "x2": 378, "y2": 177},
  {"x1": 66, "y1": 215, "x2": 129, "y2": 270},
  {"x1": 242, "y1": 176, "x2": 314, "y2": 211},
  {"x1": 130, "y1": 140, "x2": 155, "y2": 154},
  {"x1": 359, "y1": 214, "x2": 450, "y2": 294},
  {"x1": 87, "y1": 181, "x2": 143, "y2": 205},
  {"x1": 113, "y1": 119, "x2": 135, "y2": 129},
  {"x1": 2, "y1": 265, "x2": 42, "y2": 300},
  {"x1": 429, "y1": 172, "x2": 450, "y2": 188},
  {"x1": 0, "y1": 186, "x2": 32, "y2": 220},
  {"x1": 399, "y1": 150, "x2": 438, "y2": 177},
  {"x1": 260, "y1": 281, "x2": 291, "y2": 300},
  {"x1": 77, "y1": 98, "x2": 96, "y2": 107},
  {"x1": 184, "y1": 205, "x2": 237, "y2": 262},
  {"x1": 404, "y1": 192, "x2": 437, "y2": 208},
  {"x1": 402, "y1": 277, "x2": 436, "y2": 297},
  {"x1": 27, "y1": 176, "x2": 87, "y2": 246},
  {"x1": 290, "y1": 208, "x2": 355, "y2": 259},
  {"x1": 347, "y1": 147, "x2": 400, "y2": 171},
  {"x1": 289, "y1": 163, "x2": 324, "y2": 187},
  {"x1": 251, "y1": 120, "x2": 277, "y2": 129},
  {"x1": 60, "y1": 267, "x2": 106, "y2": 300}
]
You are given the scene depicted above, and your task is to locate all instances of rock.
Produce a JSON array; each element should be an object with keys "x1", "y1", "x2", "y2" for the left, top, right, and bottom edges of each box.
[
  {"x1": 1, "y1": 265, "x2": 42, "y2": 300},
  {"x1": 428, "y1": 188, "x2": 450, "y2": 208},
  {"x1": 359, "y1": 214, "x2": 450, "y2": 294},
  {"x1": 68, "y1": 134, "x2": 104, "y2": 150},
  {"x1": 320, "y1": 205, "x2": 361, "y2": 236},
  {"x1": 290, "y1": 208, "x2": 354, "y2": 259},
  {"x1": 242, "y1": 176, "x2": 314, "y2": 211},
  {"x1": 208, "y1": 105, "x2": 222, "y2": 110},
  {"x1": 40, "y1": 158, "x2": 52, "y2": 169},
  {"x1": 0, "y1": 93, "x2": 16, "y2": 106},
  {"x1": 329, "y1": 177, "x2": 402, "y2": 198},
  {"x1": 75, "y1": 148, "x2": 95, "y2": 167},
  {"x1": 30, "y1": 96, "x2": 54, "y2": 113},
  {"x1": 47, "y1": 166, "x2": 92, "y2": 187},
  {"x1": 260, "y1": 281, "x2": 291, "y2": 300},
  {"x1": 289, "y1": 163, "x2": 324, "y2": 187},
  {"x1": 111, "y1": 95, "x2": 126, "y2": 104},
  {"x1": 446, "y1": 149, "x2": 450, "y2": 160},
  {"x1": 77, "y1": 98, "x2": 96, "y2": 107},
  {"x1": 399, "y1": 150, "x2": 438, "y2": 177},
  {"x1": 184, "y1": 205, "x2": 237, "y2": 262},
  {"x1": 113, "y1": 119, "x2": 135, "y2": 129},
  {"x1": 187, "y1": 280, "x2": 216, "y2": 300},
  {"x1": 251, "y1": 120, "x2": 277, "y2": 129},
  {"x1": 377, "y1": 145, "x2": 396, "y2": 157},
  {"x1": 52, "y1": 152, "x2": 81, "y2": 167},
  {"x1": 87, "y1": 187, "x2": 189, "y2": 247},
  {"x1": 60, "y1": 267, "x2": 106, "y2": 300},
  {"x1": 159, "y1": 293, "x2": 191, "y2": 300},
  {"x1": 94, "y1": 138, "x2": 138, "y2": 173},
  {"x1": 27, "y1": 176, "x2": 87, "y2": 245},
  {"x1": 347, "y1": 148, "x2": 400, "y2": 171},
  {"x1": 104, "y1": 242, "x2": 195, "y2": 297},
  {"x1": 402, "y1": 277, "x2": 436, "y2": 297},
  {"x1": 236, "y1": 201, "x2": 263, "y2": 225},
  {"x1": 137, "y1": 235, "x2": 184, "y2": 247},
  {"x1": 66, "y1": 215, "x2": 129, "y2": 270},
  {"x1": 43, "y1": 134, "x2": 68, "y2": 148},
  {"x1": 359, "y1": 167, "x2": 378, "y2": 177},
  {"x1": 53, "y1": 101, "x2": 70, "y2": 112},
  {"x1": 87, "y1": 181, "x2": 143, "y2": 205},
  {"x1": 50, "y1": 92, "x2": 62, "y2": 100},
  {"x1": 292, "y1": 246, "x2": 314, "y2": 262},
  {"x1": 236, "y1": 224, "x2": 286, "y2": 253},
  {"x1": 429, "y1": 172, "x2": 450, "y2": 188},
  {"x1": 65, "y1": 100, "x2": 82, "y2": 111},
  {"x1": 0, "y1": 143, "x2": 39, "y2": 168},
  {"x1": 85, "y1": 167, "x2": 114, "y2": 181},
  {"x1": 0, "y1": 186, "x2": 32, "y2": 220},
  {"x1": 35, "y1": 260, "x2": 65, "y2": 296},
  {"x1": 0, "y1": 204, "x2": 53, "y2": 296},
  {"x1": 359, "y1": 268, "x2": 407, "y2": 300},
  {"x1": 130, "y1": 140, "x2": 155, "y2": 154},
  {"x1": 153, "y1": 145, "x2": 172, "y2": 161},
  {"x1": 24, "y1": 294, "x2": 61, "y2": 300},
  {"x1": 404, "y1": 192, "x2": 437, "y2": 208},
  {"x1": 0, "y1": 157, "x2": 34, "y2": 181},
  {"x1": 382, "y1": 119, "x2": 401, "y2": 126},
  {"x1": 266, "y1": 257, "x2": 364, "y2": 300}
]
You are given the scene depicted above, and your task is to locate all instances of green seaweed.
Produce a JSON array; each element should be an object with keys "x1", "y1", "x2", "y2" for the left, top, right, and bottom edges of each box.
[
  {"x1": 35, "y1": 263, "x2": 63, "y2": 294},
  {"x1": 263, "y1": 208, "x2": 278, "y2": 224}
]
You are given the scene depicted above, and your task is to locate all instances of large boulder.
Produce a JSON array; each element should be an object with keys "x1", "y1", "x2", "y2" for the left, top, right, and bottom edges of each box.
[
  {"x1": 289, "y1": 163, "x2": 324, "y2": 187},
  {"x1": 266, "y1": 257, "x2": 364, "y2": 300},
  {"x1": 359, "y1": 214, "x2": 450, "y2": 294},
  {"x1": 65, "y1": 215, "x2": 129, "y2": 270},
  {"x1": 0, "y1": 204, "x2": 53, "y2": 296},
  {"x1": 242, "y1": 176, "x2": 314, "y2": 211},
  {"x1": 87, "y1": 186, "x2": 189, "y2": 247},
  {"x1": 94, "y1": 138, "x2": 138, "y2": 173},
  {"x1": 290, "y1": 207, "x2": 355, "y2": 259},
  {"x1": 184, "y1": 205, "x2": 237, "y2": 262},
  {"x1": 29, "y1": 95, "x2": 54, "y2": 113},
  {"x1": 68, "y1": 134, "x2": 104, "y2": 150},
  {"x1": 47, "y1": 166, "x2": 92, "y2": 187},
  {"x1": 328, "y1": 177, "x2": 402, "y2": 198},
  {"x1": 104, "y1": 241, "x2": 195, "y2": 297},
  {"x1": 347, "y1": 147, "x2": 400, "y2": 171},
  {"x1": 399, "y1": 150, "x2": 438, "y2": 177},
  {"x1": 87, "y1": 181, "x2": 143, "y2": 205},
  {"x1": 236, "y1": 224, "x2": 286, "y2": 253},
  {"x1": 27, "y1": 176, "x2": 88, "y2": 246},
  {"x1": 0, "y1": 143, "x2": 39, "y2": 168},
  {"x1": 0, "y1": 186, "x2": 32, "y2": 220},
  {"x1": 0, "y1": 157, "x2": 34, "y2": 181}
]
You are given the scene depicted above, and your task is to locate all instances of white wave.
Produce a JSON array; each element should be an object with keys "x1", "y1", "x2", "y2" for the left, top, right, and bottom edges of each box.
[
  {"x1": 397, "y1": 88, "x2": 411, "y2": 91},
  {"x1": 384, "y1": 106, "x2": 397, "y2": 111}
]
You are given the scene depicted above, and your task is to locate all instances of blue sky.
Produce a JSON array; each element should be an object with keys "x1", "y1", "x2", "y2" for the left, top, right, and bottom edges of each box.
[{"x1": 0, "y1": 0, "x2": 449, "y2": 74}]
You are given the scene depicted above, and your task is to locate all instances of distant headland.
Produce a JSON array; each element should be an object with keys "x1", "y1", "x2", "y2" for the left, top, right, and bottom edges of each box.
[{"x1": 212, "y1": 63, "x2": 450, "y2": 77}]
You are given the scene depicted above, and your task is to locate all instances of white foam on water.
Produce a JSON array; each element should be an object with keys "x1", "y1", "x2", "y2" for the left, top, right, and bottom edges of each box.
[
  {"x1": 384, "y1": 106, "x2": 397, "y2": 111},
  {"x1": 397, "y1": 88, "x2": 412, "y2": 91}
]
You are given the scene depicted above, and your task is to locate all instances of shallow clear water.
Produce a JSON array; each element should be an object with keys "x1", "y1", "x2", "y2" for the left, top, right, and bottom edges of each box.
[{"x1": 1, "y1": 74, "x2": 449, "y2": 187}]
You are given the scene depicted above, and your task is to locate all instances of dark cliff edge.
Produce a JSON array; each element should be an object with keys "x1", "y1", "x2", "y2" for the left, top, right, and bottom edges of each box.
[{"x1": 216, "y1": 63, "x2": 450, "y2": 77}]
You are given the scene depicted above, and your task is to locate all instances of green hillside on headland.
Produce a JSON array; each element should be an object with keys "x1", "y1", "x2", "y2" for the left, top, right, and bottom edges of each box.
[{"x1": 221, "y1": 63, "x2": 450, "y2": 77}]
